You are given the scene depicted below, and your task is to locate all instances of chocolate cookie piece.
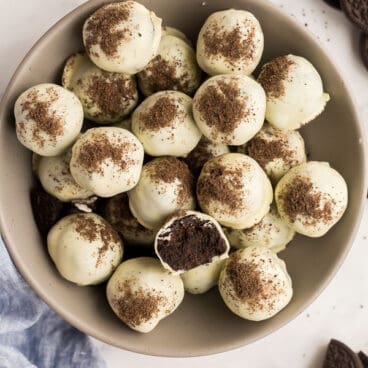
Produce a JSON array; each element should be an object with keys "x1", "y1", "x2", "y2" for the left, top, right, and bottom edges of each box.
[
  {"x1": 341, "y1": 0, "x2": 368, "y2": 33},
  {"x1": 323, "y1": 339, "x2": 363, "y2": 368},
  {"x1": 358, "y1": 351, "x2": 368, "y2": 368},
  {"x1": 323, "y1": 0, "x2": 341, "y2": 10},
  {"x1": 360, "y1": 33, "x2": 368, "y2": 70},
  {"x1": 30, "y1": 185, "x2": 64, "y2": 236}
]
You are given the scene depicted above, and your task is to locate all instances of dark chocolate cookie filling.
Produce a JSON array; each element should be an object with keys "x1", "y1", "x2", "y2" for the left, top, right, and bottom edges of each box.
[{"x1": 156, "y1": 214, "x2": 227, "y2": 271}]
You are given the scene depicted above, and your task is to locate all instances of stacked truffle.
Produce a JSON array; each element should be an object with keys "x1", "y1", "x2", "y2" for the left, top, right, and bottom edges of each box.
[{"x1": 15, "y1": 1, "x2": 348, "y2": 333}]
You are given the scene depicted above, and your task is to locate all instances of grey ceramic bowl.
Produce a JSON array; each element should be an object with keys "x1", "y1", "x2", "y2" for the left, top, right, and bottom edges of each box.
[{"x1": 0, "y1": 0, "x2": 367, "y2": 357}]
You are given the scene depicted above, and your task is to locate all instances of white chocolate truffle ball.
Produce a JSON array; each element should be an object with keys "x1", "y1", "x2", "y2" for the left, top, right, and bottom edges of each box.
[
  {"x1": 196, "y1": 9, "x2": 264, "y2": 76},
  {"x1": 197, "y1": 153, "x2": 273, "y2": 229},
  {"x1": 219, "y1": 246, "x2": 293, "y2": 321},
  {"x1": 275, "y1": 162, "x2": 348, "y2": 237},
  {"x1": 106, "y1": 257, "x2": 184, "y2": 333},
  {"x1": 14, "y1": 83, "x2": 83, "y2": 156},
  {"x1": 62, "y1": 53, "x2": 138, "y2": 123},
  {"x1": 137, "y1": 35, "x2": 201, "y2": 96},
  {"x1": 128, "y1": 157, "x2": 195, "y2": 229},
  {"x1": 132, "y1": 91, "x2": 202, "y2": 157},
  {"x1": 240, "y1": 123, "x2": 307, "y2": 182},
  {"x1": 257, "y1": 55, "x2": 330, "y2": 130},
  {"x1": 193, "y1": 75, "x2": 266, "y2": 145},
  {"x1": 38, "y1": 147, "x2": 93, "y2": 202},
  {"x1": 224, "y1": 206, "x2": 295, "y2": 253},
  {"x1": 48, "y1": 213, "x2": 123, "y2": 286},
  {"x1": 70, "y1": 127, "x2": 144, "y2": 197},
  {"x1": 162, "y1": 26, "x2": 191, "y2": 45},
  {"x1": 185, "y1": 137, "x2": 230, "y2": 176},
  {"x1": 105, "y1": 193, "x2": 157, "y2": 247},
  {"x1": 83, "y1": 1, "x2": 162, "y2": 74},
  {"x1": 181, "y1": 257, "x2": 226, "y2": 294},
  {"x1": 155, "y1": 210, "x2": 230, "y2": 274}
]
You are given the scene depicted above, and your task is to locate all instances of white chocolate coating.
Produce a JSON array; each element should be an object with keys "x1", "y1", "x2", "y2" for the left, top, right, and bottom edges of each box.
[
  {"x1": 128, "y1": 157, "x2": 196, "y2": 229},
  {"x1": 132, "y1": 91, "x2": 202, "y2": 157},
  {"x1": 239, "y1": 123, "x2": 307, "y2": 182},
  {"x1": 48, "y1": 213, "x2": 123, "y2": 286},
  {"x1": 224, "y1": 206, "x2": 295, "y2": 253},
  {"x1": 83, "y1": 1, "x2": 162, "y2": 74},
  {"x1": 106, "y1": 257, "x2": 184, "y2": 333},
  {"x1": 161, "y1": 26, "x2": 191, "y2": 45},
  {"x1": 62, "y1": 53, "x2": 138, "y2": 123},
  {"x1": 197, "y1": 153, "x2": 273, "y2": 229},
  {"x1": 14, "y1": 83, "x2": 83, "y2": 156},
  {"x1": 196, "y1": 9, "x2": 264, "y2": 76},
  {"x1": 181, "y1": 257, "x2": 226, "y2": 294},
  {"x1": 137, "y1": 35, "x2": 201, "y2": 96},
  {"x1": 70, "y1": 127, "x2": 144, "y2": 197},
  {"x1": 193, "y1": 75, "x2": 266, "y2": 145},
  {"x1": 38, "y1": 147, "x2": 93, "y2": 202},
  {"x1": 258, "y1": 55, "x2": 330, "y2": 130},
  {"x1": 219, "y1": 246, "x2": 293, "y2": 321},
  {"x1": 154, "y1": 210, "x2": 230, "y2": 274},
  {"x1": 275, "y1": 161, "x2": 348, "y2": 237},
  {"x1": 105, "y1": 193, "x2": 157, "y2": 246}
]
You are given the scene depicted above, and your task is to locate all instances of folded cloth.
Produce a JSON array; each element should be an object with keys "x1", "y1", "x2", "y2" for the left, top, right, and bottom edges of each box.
[{"x1": 0, "y1": 239, "x2": 107, "y2": 368}]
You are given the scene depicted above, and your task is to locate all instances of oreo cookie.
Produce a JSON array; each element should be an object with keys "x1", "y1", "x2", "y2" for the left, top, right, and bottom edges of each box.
[
  {"x1": 341, "y1": 0, "x2": 368, "y2": 33},
  {"x1": 323, "y1": 0, "x2": 341, "y2": 10},
  {"x1": 360, "y1": 32, "x2": 368, "y2": 70},
  {"x1": 323, "y1": 339, "x2": 363, "y2": 368}
]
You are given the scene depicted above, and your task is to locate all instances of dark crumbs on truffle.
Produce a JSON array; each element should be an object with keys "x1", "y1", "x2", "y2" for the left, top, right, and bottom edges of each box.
[
  {"x1": 139, "y1": 96, "x2": 179, "y2": 131},
  {"x1": 278, "y1": 176, "x2": 334, "y2": 225},
  {"x1": 197, "y1": 162, "x2": 244, "y2": 214},
  {"x1": 18, "y1": 88, "x2": 64, "y2": 148},
  {"x1": 195, "y1": 78, "x2": 248, "y2": 135},
  {"x1": 113, "y1": 279, "x2": 164, "y2": 327},
  {"x1": 147, "y1": 157, "x2": 194, "y2": 206},
  {"x1": 75, "y1": 132, "x2": 135, "y2": 175},
  {"x1": 258, "y1": 56, "x2": 295, "y2": 99},
  {"x1": 85, "y1": 2, "x2": 132, "y2": 57}
]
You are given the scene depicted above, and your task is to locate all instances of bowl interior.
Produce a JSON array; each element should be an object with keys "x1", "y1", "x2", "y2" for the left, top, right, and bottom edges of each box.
[{"x1": 0, "y1": 0, "x2": 366, "y2": 357}]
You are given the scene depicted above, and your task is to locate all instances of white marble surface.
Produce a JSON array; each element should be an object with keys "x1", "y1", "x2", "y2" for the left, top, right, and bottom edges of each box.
[{"x1": 1, "y1": 0, "x2": 368, "y2": 367}]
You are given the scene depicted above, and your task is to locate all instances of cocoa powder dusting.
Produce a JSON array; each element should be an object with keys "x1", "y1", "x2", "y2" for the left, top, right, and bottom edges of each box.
[
  {"x1": 74, "y1": 215, "x2": 121, "y2": 267},
  {"x1": 227, "y1": 257, "x2": 264, "y2": 300},
  {"x1": 156, "y1": 214, "x2": 227, "y2": 271},
  {"x1": 139, "y1": 56, "x2": 191, "y2": 95},
  {"x1": 278, "y1": 176, "x2": 334, "y2": 224},
  {"x1": 203, "y1": 24, "x2": 257, "y2": 64},
  {"x1": 258, "y1": 56, "x2": 295, "y2": 99},
  {"x1": 247, "y1": 136, "x2": 293, "y2": 169},
  {"x1": 196, "y1": 79, "x2": 247, "y2": 135},
  {"x1": 84, "y1": 72, "x2": 136, "y2": 119},
  {"x1": 85, "y1": 3, "x2": 131, "y2": 57},
  {"x1": 139, "y1": 96, "x2": 178, "y2": 131},
  {"x1": 112, "y1": 280, "x2": 163, "y2": 327},
  {"x1": 76, "y1": 133, "x2": 134, "y2": 175},
  {"x1": 197, "y1": 163, "x2": 244, "y2": 214},
  {"x1": 147, "y1": 157, "x2": 194, "y2": 206},
  {"x1": 20, "y1": 89, "x2": 64, "y2": 147}
]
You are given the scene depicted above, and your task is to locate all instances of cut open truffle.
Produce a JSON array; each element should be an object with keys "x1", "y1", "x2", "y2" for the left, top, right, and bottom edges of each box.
[{"x1": 154, "y1": 210, "x2": 230, "y2": 274}]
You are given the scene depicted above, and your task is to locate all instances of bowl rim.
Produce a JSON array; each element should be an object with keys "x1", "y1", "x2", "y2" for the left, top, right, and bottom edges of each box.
[{"x1": 0, "y1": 0, "x2": 367, "y2": 357}]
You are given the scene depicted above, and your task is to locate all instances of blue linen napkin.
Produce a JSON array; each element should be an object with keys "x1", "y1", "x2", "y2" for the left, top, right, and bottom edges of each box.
[{"x1": 0, "y1": 239, "x2": 107, "y2": 368}]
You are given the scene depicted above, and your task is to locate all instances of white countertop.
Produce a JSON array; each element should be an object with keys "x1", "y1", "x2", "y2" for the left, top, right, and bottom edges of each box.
[{"x1": 1, "y1": 0, "x2": 368, "y2": 367}]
